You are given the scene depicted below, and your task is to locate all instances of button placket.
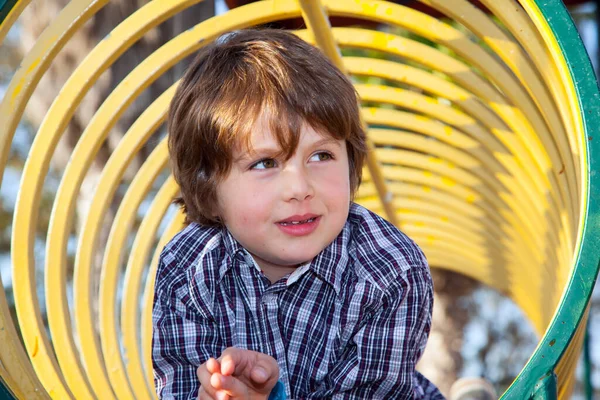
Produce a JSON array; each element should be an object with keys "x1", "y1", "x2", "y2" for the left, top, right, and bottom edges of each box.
[
  {"x1": 260, "y1": 291, "x2": 289, "y2": 390},
  {"x1": 233, "y1": 254, "x2": 268, "y2": 351}
]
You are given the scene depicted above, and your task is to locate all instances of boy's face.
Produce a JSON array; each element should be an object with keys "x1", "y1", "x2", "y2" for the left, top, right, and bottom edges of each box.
[{"x1": 217, "y1": 116, "x2": 351, "y2": 280}]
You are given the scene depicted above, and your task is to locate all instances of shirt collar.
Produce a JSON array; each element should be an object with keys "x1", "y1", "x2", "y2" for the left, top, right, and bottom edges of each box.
[
  {"x1": 306, "y1": 219, "x2": 352, "y2": 296},
  {"x1": 218, "y1": 226, "x2": 246, "y2": 281}
]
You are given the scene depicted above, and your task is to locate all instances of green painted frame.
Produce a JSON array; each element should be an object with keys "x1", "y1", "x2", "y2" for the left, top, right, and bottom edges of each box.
[
  {"x1": 0, "y1": 0, "x2": 16, "y2": 28},
  {"x1": 0, "y1": 0, "x2": 598, "y2": 399},
  {"x1": 0, "y1": 378, "x2": 15, "y2": 400},
  {"x1": 501, "y1": 0, "x2": 600, "y2": 398}
]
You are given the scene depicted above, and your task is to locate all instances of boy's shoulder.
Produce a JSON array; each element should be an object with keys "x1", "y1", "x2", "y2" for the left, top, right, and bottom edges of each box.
[
  {"x1": 161, "y1": 222, "x2": 224, "y2": 270},
  {"x1": 347, "y1": 203, "x2": 429, "y2": 293},
  {"x1": 155, "y1": 222, "x2": 227, "y2": 303},
  {"x1": 154, "y1": 222, "x2": 225, "y2": 320}
]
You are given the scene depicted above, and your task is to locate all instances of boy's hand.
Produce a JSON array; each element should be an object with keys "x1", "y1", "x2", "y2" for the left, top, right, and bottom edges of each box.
[{"x1": 197, "y1": 348, "x2": 280, "y2": 400}]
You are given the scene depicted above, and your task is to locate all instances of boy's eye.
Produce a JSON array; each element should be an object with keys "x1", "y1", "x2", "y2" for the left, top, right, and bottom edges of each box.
[
  {"x1": 309, "y1": 152, "x2": 333, "y2": 162},
  {"x1": 251, "y1": 158, "x2": 277, "y2": 170}
]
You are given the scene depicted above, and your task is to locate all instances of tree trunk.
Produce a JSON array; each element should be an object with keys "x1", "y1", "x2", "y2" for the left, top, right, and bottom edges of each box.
[{"x1": 418, "y1": 269, "x2": 478, "y2": 397}]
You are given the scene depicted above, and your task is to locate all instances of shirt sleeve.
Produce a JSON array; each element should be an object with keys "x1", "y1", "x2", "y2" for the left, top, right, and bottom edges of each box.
[
  {"x1": 152, "y1": 248, "x2": 220, "y2": 399},
  {"x1": 302, "y1": 265, "x2": 444, "y2": 400}
]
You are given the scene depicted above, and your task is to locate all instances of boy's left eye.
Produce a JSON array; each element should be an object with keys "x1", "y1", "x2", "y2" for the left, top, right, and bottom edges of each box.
[
  {"x1": 309, "y1": 152, "x2": 333, "y2": 162},
  {"x1": 251, "y1": 158, "x2": 278, "y2": 170}
]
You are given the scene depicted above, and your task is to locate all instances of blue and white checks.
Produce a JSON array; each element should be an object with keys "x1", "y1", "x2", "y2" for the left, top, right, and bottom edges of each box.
[{"x1": 152, "y1": 203, "x2": 443, "y2": 399}]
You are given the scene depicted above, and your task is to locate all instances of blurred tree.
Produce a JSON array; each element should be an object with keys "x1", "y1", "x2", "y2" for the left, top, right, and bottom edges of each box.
[{"x1": 417, "y1": 270, "x2": 477, "y2": 395}]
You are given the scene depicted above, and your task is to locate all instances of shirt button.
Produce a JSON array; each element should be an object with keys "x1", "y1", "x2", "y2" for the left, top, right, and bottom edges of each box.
[{"x1": 262, "y1": 294, "x2": 276, "y2": 306}]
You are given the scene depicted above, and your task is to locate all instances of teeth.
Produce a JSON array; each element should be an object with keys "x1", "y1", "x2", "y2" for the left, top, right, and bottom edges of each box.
[{"x1": 280, "y1": 217, "x2": 316, "y2": 226}]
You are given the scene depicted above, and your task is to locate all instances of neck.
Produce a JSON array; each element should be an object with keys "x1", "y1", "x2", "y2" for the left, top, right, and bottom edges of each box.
[{"x1": 250, "y1": 253, "x2": 303, "y2": 284}]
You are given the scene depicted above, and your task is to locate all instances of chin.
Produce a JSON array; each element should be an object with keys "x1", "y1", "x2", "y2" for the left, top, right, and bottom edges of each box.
[
  {"x1": 269, "y1": 239, "x2": 330, "y2": 265},
  {"x1": 282, "y1": 250, "x2": 322, "y2": 266},
  {"x1": 278, "y1": 256, "x2": 311, "y2": 266}
]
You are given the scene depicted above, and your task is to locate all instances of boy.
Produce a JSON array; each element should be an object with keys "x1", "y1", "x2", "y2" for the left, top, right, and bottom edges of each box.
[{"x1": 152, "y1": 28, "x2": 443, "y2": 399}]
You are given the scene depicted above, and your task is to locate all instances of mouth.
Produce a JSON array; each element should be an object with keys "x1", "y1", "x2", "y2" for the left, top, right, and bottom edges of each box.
[
  {"x1": 276, "y1": 214, "x2": 321, "y2": 236},
  {"x1": 278, "y1": 217, "x2": 318, "y2": 226},
  {"x1": 276, "y1": 214, "x2": 320, "y2": 226}
]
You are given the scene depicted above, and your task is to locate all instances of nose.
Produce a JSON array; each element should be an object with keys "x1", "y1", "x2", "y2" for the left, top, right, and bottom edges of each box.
[{"x1": 281, "y1": 164, "x2": 314, "y2": 202}]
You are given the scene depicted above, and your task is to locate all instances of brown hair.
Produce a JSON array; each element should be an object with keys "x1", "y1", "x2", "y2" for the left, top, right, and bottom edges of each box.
[{"x1": 168, "y1": 28, "x2": 366, "y2": 226}]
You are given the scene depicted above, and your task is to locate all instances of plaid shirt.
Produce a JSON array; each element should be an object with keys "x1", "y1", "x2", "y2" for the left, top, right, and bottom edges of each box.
[{"x1": 152, "y1": 203, "x2": 443, "y2": 399}]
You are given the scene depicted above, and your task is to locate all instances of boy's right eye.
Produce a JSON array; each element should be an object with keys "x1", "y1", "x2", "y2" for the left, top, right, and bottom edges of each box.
[{"x1": 251, "y1": 158, "x2": 277, "y2": 170}]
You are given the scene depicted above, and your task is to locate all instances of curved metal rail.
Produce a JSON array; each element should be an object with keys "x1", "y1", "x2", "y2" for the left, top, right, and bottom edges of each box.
[{"x1": 0, "y1": 0, "x2": 598, "y2": 399}]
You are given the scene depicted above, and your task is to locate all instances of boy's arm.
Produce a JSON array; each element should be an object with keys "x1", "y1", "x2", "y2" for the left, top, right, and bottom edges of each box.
[
  {"x1": 303, "y1": 265, "x2": 444, "y2": 400},
  {"x1": 152, "y1": 249, "x2": 219, "y2": 399}
]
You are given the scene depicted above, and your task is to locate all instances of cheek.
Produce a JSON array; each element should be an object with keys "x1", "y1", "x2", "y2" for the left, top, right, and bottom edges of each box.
[
  {"x1": 225, "y1": 185, "x2": 273, "y2": 226},
  {"x1": 319, "y1": 164, "x2": 351, "y2": 199}
]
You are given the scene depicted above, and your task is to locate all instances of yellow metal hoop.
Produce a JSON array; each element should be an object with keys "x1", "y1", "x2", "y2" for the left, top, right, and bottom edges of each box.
[{"x1": 0, "y1": 0, "x2": 597, "y2": 398}]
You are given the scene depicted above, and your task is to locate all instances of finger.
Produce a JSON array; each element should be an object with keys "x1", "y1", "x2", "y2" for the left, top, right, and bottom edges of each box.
[
  {"x1": 249, "y1": 366, "x2": 269, "y2": 384},
  {"x1": 199, "y1": 392, "x2": 222, "y2": 400},
  {"x1": 211, "y1": 374, "x2": 249, "y2": 398},
  {"x1": 218, "y1": 348, "x2": 255, "y2": 376},
  {"x1": 248, "y1": 360, "x2": 280, "y2": 395},
  {"x1": 215, "y1": 390, "x2": 229, "y2": 400},
  {"x1": 197, "y1": 387, "x2": 217, "y2": 400},
  {"x1": 219, "y1": 348, "x2": 279, "y2": 391},
  {"x1": 220, "y1": 354, "x2": 236, "y2": 376},
  {"x1": 206, "y1": 357, "x2": 221, "y2": 375},
  {"x1": 197, "y1": 364, "x2": 219, "y2": 398},
  {"x1": 247, "y1": 354, "x2": 279, "y2": 387}
]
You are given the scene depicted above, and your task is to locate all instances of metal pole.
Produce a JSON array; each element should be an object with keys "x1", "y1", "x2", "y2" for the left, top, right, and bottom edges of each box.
[
  {"x1": 584, "y1": 321, "x2": 593, "y2": 400},
  {"x1": 297, "y1": 0, "x2": 399, "y2": 226}
]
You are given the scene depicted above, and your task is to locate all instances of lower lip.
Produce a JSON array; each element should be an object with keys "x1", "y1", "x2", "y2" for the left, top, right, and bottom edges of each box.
[{"x1": 276, "y1": 216, "x2": 321, "y2": 237}]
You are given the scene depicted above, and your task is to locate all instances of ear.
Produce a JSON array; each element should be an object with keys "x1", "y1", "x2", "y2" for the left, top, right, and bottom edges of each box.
[{"x1": 210, "y1": 200, "x2": 224, "y2": 224}]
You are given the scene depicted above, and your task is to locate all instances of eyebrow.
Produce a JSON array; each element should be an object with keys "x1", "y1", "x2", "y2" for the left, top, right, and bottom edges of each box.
[
  {"x1": 233, "y1": 136, "x2": 342, "y2": 163},
  {"x1": 311, "y1": 137, "x2": 342, "y2": 149},
  {"x1": 233, "y1": 148, "x2": 279, "y2": 164}
]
